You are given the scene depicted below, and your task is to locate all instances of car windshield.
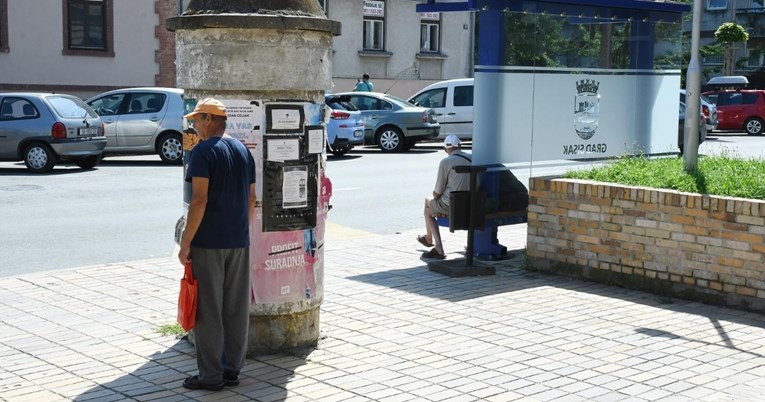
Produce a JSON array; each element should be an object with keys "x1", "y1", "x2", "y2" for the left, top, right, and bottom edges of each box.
[{"x1": 47, "y1": 96, "x2": 98, "y2": 119}]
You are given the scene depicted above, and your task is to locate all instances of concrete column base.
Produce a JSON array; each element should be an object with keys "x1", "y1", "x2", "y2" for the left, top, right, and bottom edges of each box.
[{"x1": 248, "y1": 307, "x2": 320, "y2": 354}]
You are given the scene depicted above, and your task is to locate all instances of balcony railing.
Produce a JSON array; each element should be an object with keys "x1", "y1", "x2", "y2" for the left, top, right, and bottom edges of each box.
[{"x1": 736, "y1": 7, "x2": 765, "y2": 15}]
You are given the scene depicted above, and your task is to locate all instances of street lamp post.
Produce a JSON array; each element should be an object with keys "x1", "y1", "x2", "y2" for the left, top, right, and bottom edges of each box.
[{"x1": 684, "y1": 0, "x2": 702, "y2": 170}]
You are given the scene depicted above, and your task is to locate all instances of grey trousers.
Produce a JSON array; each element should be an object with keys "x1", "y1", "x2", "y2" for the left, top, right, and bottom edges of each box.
[{"x1": 190, "y1": 247, "x2": 250, "y2": 384}]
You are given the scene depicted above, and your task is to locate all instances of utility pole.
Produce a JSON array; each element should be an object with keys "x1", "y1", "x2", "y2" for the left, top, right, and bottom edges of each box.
[{"x1": 684, "y1": 0, "x2": 702, "y2": 170}]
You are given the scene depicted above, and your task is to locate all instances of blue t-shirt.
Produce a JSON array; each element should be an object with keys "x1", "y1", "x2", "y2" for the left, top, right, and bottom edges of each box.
[{"x1": 185, "y1": 135, "x2": 256, "y2": 249}]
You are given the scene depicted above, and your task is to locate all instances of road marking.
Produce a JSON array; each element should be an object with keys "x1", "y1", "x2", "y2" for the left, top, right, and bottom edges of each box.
[
  {"x1": 324, "y1": 221, "x2": 377, "y2": 240},
  {"x1": 169, "y1": 221, "x2": 377, "y2": 258}
]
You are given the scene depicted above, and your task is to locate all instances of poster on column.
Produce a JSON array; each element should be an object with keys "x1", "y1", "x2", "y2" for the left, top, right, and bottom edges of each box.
[
  {"x1": 261, "y1": 135, "x2": 317, "y2": 231},
  {"x1": 221, "y1": 99, "x2": 261, "y2": 146},
  {"x1": 250, "y1": 102, "x2": 328, "y2": 305},
  {"x1": 250, "y1": 206, "x2": 326, "y2": 304}
]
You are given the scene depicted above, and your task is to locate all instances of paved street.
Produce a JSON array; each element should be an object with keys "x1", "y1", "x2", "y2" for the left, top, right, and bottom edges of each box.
[{"x1": 2, "y1": 224, "x2": 765, "y2": 401}]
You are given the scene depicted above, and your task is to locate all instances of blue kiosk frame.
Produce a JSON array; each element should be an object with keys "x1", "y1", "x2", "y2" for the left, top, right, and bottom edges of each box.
[{"x1": 417, "y1": 0, "x2": 691, "y2": 260}]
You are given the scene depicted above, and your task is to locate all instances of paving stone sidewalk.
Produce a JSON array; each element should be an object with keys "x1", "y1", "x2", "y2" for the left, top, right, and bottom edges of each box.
[{"x1": 2, "y1": 224, "x2": 765, "y2": 401}]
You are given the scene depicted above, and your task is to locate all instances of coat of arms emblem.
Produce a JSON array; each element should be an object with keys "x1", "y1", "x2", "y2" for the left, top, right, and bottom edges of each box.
[{"x1": 574, "y1": 79, "x2": 600, "y2": 140}]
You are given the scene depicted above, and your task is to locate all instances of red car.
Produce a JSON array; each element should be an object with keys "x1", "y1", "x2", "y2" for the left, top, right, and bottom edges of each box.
[{"x1": 702, "y1": 89, "x2": 765, "y2": 135}]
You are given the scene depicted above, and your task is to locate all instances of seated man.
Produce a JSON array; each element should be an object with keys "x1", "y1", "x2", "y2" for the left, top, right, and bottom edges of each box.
[{"x1": 418, "y1": 135, "x2": 471, "y2": 259}]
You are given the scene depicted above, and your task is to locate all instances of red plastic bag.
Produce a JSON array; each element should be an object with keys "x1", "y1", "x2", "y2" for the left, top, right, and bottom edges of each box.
[{"x1": 177, "y1": 262, "x2": 197, "y2": 331}]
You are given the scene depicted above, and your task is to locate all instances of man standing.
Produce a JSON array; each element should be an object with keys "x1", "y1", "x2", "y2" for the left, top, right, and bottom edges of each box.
[
  {"x1": 418, "y1": 135, "x2": 471, "y2": 259},
  {"x1": 178, "y1": 98, "x2": 256, "y2": 391},
  {"x1": 354, "y1": 73, "x2": 374, "y2": 92}
]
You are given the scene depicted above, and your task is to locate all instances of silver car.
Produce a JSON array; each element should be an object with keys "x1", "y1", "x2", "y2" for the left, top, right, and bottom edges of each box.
[
  {"x1": 0, "y1": 93, "x2": 106, "y2": 173},
  {"x1": 680, "y1": 89, "x2": 718, "y2": 132},
  {"x1": 86, "y1": 87, "x2": 184, "y2": 164},
  {"x1": 331, "y1": 92, "x2": 440, "y2": 152}
]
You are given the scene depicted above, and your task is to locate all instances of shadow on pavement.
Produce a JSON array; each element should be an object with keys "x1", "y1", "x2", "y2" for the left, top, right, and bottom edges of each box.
[
  {"x1": 99, "y1": 158, "x2": 180, "y2": 167},
  {"x1": 73, "y1": 338, "x2": 307, "y2": 401},
  {"x1": 346, "y1": 245, "x2": 765, "y2": 352},
  {"x1": 345, "y1": 247, "x2": 539, "y2": 303},
  {"x1": 326, "y1": 154, "x2": 362, "y2": 162},
  {"x1": 0, "y1": 163, "x2": 97, "y2": 176}
]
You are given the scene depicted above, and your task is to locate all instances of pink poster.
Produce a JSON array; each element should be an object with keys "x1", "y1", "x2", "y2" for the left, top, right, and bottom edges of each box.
[{"x1": 250, "y1": 175, "x2": 329, "y2": 305}]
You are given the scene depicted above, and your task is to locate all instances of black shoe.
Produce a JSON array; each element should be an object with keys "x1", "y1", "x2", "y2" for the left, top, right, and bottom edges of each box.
[
  {"x1": 223, "y1": 371, "x2": 240, "y2": 386},
  {"x1": 182, "y1": 375, "x2": 224, "y2": 391}
]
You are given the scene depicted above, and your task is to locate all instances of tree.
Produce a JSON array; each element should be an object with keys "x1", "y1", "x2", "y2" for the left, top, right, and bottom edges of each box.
[{"x1": 715, "y1": 22, "x2": 749, "y2": 75}]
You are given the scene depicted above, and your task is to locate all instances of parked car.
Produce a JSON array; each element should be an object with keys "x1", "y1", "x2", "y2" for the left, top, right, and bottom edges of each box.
[
  {"x1": 331, "y1": 92, "x2": 440, "y2": 152},
  {"x1": 324, "y1": 94, "x2": 365, "y2": 156},
  {"x1": 702, "y1": 88, "x2": 765, "y2": 135},
  {"x1": 408, "y1": 78, "x2": 473, "y2": 141},
  {"x1": 86, "y1": 87, "x2": 185, "y2": 163},
  {"x1": 678, "y1": 100, "x2": 707, "y2": 154},
  {"x1": 0, "y1": 93, "x2": 106, "y2": 173},
  {"x1": 679, "y1": 89, "x2": 718, "y2": 132}
]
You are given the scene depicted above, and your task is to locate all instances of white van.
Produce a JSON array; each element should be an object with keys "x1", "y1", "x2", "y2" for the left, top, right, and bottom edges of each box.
[{"x1": 408, "y1": 78, "x2": 474, "y2": 141}]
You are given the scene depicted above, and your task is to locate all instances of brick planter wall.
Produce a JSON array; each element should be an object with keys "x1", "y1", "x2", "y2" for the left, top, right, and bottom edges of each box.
[{"x1": 527, "y1": 177, "x2": 765, "y2": 312}]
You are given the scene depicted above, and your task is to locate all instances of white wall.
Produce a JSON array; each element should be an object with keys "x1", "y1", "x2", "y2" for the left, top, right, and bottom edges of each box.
[
  {"x1": 0, "y1": 0, "x2": 158, "y2": 94},
  {"x1": 327, "y1": 0, "x2": 472, "y2": 96}
]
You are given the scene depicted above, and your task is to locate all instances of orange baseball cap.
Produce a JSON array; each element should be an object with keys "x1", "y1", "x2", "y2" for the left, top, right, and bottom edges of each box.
[{"x1": 184, "y1": 98, "x2": 227, "y2": 119}]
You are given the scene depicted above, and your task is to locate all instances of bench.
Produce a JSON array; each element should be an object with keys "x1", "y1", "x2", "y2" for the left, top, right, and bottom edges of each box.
[
  {"x1": 435, "y1": 164, "x2": 529, "y2": 262},
  {"x1": 435, "y1": 209, "x2": 528, "y2": 231},
  {"x1": 434, "y1": 207, "x2": 528, "y2": 262}
]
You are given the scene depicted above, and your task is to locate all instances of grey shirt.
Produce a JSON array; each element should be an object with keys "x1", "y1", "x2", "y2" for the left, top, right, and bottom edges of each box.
[{"x1": 433, "y1": 150, "x2": 471, "y2": 206}]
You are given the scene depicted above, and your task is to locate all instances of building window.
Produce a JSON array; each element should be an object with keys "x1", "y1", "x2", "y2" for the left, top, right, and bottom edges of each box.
[
  {"x1": 747, "y1": 48, "x2": 764, "y2": 67},
  {"x1": 420, "y1": 13, "x2": 440, "y2": 53},
  {"x1": 0, "y1": 0, "x2": 8, "y2": 52},
  {"x1": 318, "y1": 0, "x2": 326, "y2": 13},
  {"x1": 62, "y1": 0, "x2": 114, "y2": 57},
  {"x1": 363, "y1": 0, "x2": 385, "y2": 51},
  {"x1": 752, "y1": 0, "x2": 764, "y2": 9},
  {"x1": 707, "y1": 0, "x2": 727, "y2": 10},
  {"x1": 704, "y1": 54, "x2": 724, "y2": 65},
  {"x1": 178, "y1": 0, "x2": 192, "y2": 15}
]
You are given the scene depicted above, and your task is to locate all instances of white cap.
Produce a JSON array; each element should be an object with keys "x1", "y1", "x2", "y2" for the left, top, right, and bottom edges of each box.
[{"x1": 444, "y1": 134, "x2": 461, "y2": 148}]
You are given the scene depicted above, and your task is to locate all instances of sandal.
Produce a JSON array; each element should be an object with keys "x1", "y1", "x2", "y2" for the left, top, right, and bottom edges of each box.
[
  {"x1": 182, "y1": 375, "x2": 224, "y2": 391},
  {"x1": 417, "y1": 235, "x2": 434, "y2": 247},
  {"x1": 421, "y1": 248, "x2": 446, "y2": 260}
]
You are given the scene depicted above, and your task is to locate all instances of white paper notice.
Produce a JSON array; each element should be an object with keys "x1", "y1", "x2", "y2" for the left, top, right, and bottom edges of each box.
[
  {"x1": 267, "y1": 138, "x2": 299, "y2": 162},
  {"x1": 307, "y1": 127, "x2": 324, "y2": 154},
  {"x1": 271, "y1": 109, "x2": 301, "y2": 131},
  {"x1": 282, "y1": 166, "x2": 308, "y2": 209},
  {"x1": 222, "y1": 100, "x2": 261, "y2": 145}
]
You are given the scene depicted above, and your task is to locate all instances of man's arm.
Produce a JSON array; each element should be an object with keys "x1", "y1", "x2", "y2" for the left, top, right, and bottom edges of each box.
[{"x1": 178, "y1": 177, "x2": 209, "y2": 264}]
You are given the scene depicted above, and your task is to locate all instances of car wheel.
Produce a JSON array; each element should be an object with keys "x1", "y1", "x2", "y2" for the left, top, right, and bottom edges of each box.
[
  {"x1": 76, "y1": 155, "x2": 101, "y2": 170},
  {"x1": 24, "y1": 142, "x2": 57, "y2": 173},
  {"x1": 744, "y1": 118, "x2": 764, "y2": 135},
  {"x1": 158, "y1": 133, "x2": 183, "y2": 164},
  {"x1": 376, "y1": 127, "x2": 404, "y2": 152}
]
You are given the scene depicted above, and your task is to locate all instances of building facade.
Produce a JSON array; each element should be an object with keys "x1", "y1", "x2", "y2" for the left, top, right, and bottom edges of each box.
[
  {"x1": 0, "y1": 0, "x2": 473, "y2": 99},
  {"x1": 1, "y1": 1, "x2": 764, "y2": 100},
  {"x1": 696, "y1": 0, "x2": 765, "y2": 75},
  {"x1": 0, "y1": 0, "x2": 177, "y2": 99},
  {"x1": 323, "y1": 0, "x2": 474, "y2": 97}
]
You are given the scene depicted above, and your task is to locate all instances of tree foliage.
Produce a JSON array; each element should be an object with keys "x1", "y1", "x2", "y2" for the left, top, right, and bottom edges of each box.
[{"x1": 715, "y1": 22, "x2": 749, "y2": 45}]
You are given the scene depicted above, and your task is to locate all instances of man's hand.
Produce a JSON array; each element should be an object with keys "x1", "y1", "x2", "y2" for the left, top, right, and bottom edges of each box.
[{"x1": 178, "y1": 244, "x2": 191, "y2": 265}]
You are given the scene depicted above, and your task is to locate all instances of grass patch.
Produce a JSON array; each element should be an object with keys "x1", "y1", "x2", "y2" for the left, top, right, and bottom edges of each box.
[
  {"x1": 563, "y1": 152, "x2": 765, "y2": 200},
  {"x1": 156, "y1": 323, "x2": 186, "y2": 338}
]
